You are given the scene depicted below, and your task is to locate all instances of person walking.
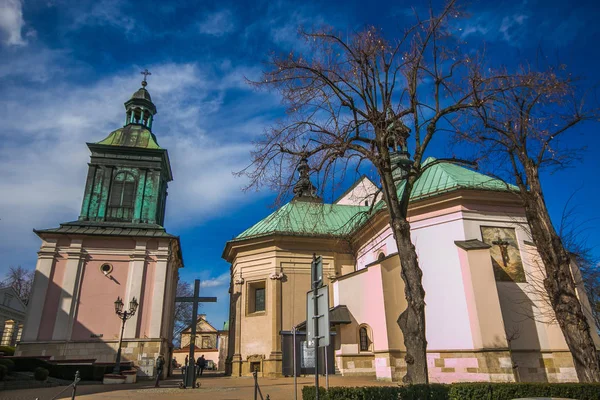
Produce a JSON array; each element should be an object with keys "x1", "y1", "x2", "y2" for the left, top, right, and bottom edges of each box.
[
  {"x1": 155, "y1": 355, "x2": 165, "y2": 388},
  {"x1": 196, "y1": 355, "x2": 206, "y2": 377}
]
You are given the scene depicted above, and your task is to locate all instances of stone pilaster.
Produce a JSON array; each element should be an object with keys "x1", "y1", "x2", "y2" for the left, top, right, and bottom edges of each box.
[
  {"x1": 53, "y1": 240, "x2": 85, "y2": 340},
  {"x1": 149, "y1": 243, "x2": 169, "y2": 338},
  {"x1": 21, "y1": 238, "x2": 58, "y2": 341},
  {"x1": 124, "y1": 240, "x2": 147, "y2": 338},
  {"x1": 268, "y1": 271, "x2": 283, "y2": 376}
]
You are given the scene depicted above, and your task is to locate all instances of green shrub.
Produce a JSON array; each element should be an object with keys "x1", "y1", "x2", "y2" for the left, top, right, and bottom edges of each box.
[
  {"x1": 302, "y1": 385, "x2": 449, "y2": 400},
  {"x1": 0, "y1": 346, "x2": 15, "y2": 356},
  {"x1": 302, "y1": 383, "x2": 600, "y2": 400},
  {"x1": 0, "y1": 364, "x2": 7, "y2": 381},
  {"x1": 11, "y1": 357, "x2": 52, "y2": 372},
  {"x1": 34, "y1": 367, "x2": 49, "y2": 381},
  {"x1": 449, "y1": 382, "x2": 600, "y2": 400},
  {"x1": 0, "y1": 358, "x2": 15, "y2": 372}
]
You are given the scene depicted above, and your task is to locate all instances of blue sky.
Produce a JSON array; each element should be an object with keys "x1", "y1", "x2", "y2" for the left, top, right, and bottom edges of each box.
[{"x1": 1, "y1": 0, "x2": 600, "y2": 330}]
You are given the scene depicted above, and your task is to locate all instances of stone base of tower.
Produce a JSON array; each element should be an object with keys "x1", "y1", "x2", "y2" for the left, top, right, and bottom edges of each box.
[{"x1": 16, "y1": 338, "x2": 169, "y2": 378}]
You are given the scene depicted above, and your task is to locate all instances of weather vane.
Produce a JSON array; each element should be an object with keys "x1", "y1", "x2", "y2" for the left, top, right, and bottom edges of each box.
[{"x1": 141, "y1": 69, "x2": 151, "y2": 87}]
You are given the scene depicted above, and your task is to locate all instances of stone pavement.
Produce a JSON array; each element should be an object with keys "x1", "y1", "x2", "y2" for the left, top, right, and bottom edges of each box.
[{"x1": 0, "y1": 372, "x2": 394, "y2": 400}]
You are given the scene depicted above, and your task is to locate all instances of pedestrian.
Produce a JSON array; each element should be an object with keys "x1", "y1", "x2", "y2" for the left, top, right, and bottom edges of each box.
[
  {"x1": 196, "y1": 354, "x2": 206, "y2": 377},
  {"x1": 155, "y1": 354, "x2": 165, "y2": 387}
]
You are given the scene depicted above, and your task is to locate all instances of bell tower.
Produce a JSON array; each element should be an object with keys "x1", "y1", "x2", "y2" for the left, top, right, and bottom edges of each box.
[
  {"x1": 78, "y1": 73, "x2": 171, "y2": 225},
  {"x1": 18, "y1": 72, "x2": 182, "y2": 379}
]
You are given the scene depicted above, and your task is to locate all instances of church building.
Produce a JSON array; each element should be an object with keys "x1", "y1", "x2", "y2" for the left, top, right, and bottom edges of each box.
[
  {"x1": 16, "y1": 76, "x2": 182, "y2": 378},
  {"x1": 223, "y1": 157, "x2": 600, "y2": 383}
]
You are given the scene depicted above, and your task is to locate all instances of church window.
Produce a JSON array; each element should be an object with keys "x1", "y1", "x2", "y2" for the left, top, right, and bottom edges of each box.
[
  {"x1": 247, "y1": 281, "x2": 266, "y2": 314},
  {"x1": 359, "y1": 325, "x2": 372, "y2": 352},
  {"x1": 107, "y1": 172, "x2": 137, "y2": 222},
  {"x1": 3, "y1": 293, "x2": 13, "y2": 307}
]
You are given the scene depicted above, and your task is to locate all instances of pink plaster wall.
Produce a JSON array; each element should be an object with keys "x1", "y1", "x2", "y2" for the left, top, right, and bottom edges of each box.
[
  {"x1": 354, "y1": 211, "x2": 475, "y2": 350},
  {"x1": 71, "y1": 256, "x2": 129, "y2": 341},
  {"x1": 337, "y1": 265, "x2": 389, "y2": 352},
  {"x1": 139, "y1": 260, "x2": 155, "y2": 338},
  {"x1": 38, "y1": 256, "x2": 66, "y2": 340}
]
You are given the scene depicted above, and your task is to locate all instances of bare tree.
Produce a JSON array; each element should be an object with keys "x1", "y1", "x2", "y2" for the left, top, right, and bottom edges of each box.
[
  {"x1": 558, "y1": 191, "x2": 600, "y2": 333},
  {"x1": 465, "y1": 65, "x2": 600, "y2": 381},
  {"x1": 240, "y1": 1, "x2": 491, "y2": 383},
  {"x1": 2, "y1": 266, "x2": 33, "y2": 305},
  {"x1": 173, "y1": 280, "x2": 194, "y2": 348}
]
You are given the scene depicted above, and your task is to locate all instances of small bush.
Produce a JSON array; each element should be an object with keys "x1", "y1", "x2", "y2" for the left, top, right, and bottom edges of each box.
[
  {"x1": 34, "y1": 367, "x2": 49, "y2": 381},
  {"x1": 0, "y1": 358, "x2": 15, "y2": 372},
  {"x1": 0, "y1": 364, "x2": 7, "y2": 381},
  {"x1": 0, "y1": 346, "x2": 15, "y2": 356}
]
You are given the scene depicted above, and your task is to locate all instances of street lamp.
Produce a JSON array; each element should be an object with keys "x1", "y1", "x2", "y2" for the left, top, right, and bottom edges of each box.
[{"x1": 113, "y1": 296, "x2": 138, "y2": 374}]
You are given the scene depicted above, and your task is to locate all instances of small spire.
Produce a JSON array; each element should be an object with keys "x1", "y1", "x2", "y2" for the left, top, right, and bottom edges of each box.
[
  {"x1": 293, "y1": 157, "x2": 320, "y2": 201},
  {"x1": 140, "y1": 69, "x2": 151, "y2": 87}
]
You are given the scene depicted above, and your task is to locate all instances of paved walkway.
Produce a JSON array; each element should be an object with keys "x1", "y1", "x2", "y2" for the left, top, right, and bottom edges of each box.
[{"x1": 0, "y1": 373, "x2": 394, "y2": 400}]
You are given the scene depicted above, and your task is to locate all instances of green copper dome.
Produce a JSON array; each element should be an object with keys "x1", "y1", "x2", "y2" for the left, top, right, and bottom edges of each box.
[{"x1": 96, "y1": 124, "x2": 162, "y2": 149}]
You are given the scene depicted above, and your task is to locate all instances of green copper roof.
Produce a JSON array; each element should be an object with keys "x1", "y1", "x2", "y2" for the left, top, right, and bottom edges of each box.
[
  {"x1": 232, "y1": 158, "x2": 517, "y2": 242},
  {"x1": 96, "y1": 124, "x2": 162, "y2": 149},
  {"x1": 235, "y1": 201, "x2": 370, "y2": 241},
  {"x1": 404, "y1": 157, "x2": 516, "y2": 200}
]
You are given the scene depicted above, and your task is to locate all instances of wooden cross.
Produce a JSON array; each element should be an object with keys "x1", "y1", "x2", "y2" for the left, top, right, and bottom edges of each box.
[
  {"x1": 175, "y1": 279, "x2": 217, "y2": 388},
  {"x1": 140, "y1": 69, "x2": 151, "y2": 86}
]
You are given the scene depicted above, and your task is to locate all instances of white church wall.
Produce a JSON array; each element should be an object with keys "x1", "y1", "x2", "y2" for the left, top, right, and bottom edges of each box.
[
  {"x1": 335, "y1": 176, "x2": 381, "y2": 207},
  {"x1": 410, "y1": 212, "x2": 475, "y2": 350},
  {"x1": 353, "y1": 210, "x2": 476, "y2": 350}
]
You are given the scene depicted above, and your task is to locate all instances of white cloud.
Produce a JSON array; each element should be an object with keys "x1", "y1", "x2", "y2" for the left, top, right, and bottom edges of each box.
[
  {"x1": 70, "y1": 0, "x2": 143, "y2": 38},
  {"x1": 0, "y1": 0, "x2": 27, "y2": 46},
  {"x1": 198, "y1": 10, "x2": 236, "y2": 37},
  {"x1": 0, "y1": 56, "x2": 278, "y2": 268},
  {"x1": 457, "y1": 11, "x2": 529, "y2": 46},
  {"x1": 200, "y1": 273, "x2": 230, "y2": 288}
]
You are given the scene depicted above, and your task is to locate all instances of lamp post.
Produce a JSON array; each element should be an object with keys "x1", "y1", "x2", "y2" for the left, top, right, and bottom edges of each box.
[{"x1": 113, "y1": 296, "x2": 138, "y2": 374}]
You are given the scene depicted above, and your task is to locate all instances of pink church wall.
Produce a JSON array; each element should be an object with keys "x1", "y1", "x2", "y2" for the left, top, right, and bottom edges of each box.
[
  {"x1": 139, "y1": 260, "x2": 155, "y2": 338},
  {"x1": 38, "y1": 256, "x2": 66, "y2": 340},
  {"x1": 354, "y1": 210, "x2": 474, "y2": 350},
  {"x1": 71, "y1": 256, "x2": 129, "y2": 341}
]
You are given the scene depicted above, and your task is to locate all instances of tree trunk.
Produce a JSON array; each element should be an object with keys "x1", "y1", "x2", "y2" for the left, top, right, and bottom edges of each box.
[
  {"x1": 379, "y1": 159, "x2": 428, "y2": 384},
  {"x1": 522, "y1": 163, "x2": 600, "y2": 382}
]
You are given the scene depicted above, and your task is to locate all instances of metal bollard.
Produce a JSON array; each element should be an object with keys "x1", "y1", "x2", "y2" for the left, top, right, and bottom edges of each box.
[{"x1": 71, "y1": 370, "x2": 80, "y2": 400}]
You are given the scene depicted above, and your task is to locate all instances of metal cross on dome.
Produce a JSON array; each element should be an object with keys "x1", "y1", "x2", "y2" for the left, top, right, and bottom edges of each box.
[{"x1": 141, "y1": 69, "x2": 151, "y2": 87}]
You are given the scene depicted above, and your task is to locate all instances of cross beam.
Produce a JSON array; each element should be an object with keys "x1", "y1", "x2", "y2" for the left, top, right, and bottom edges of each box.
[{"x1": 175, "y1": 279, "x2": 217, "y2": 388}]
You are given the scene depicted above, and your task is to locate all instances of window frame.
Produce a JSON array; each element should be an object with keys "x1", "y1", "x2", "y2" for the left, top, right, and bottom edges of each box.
[
  {"x1": 107, "y1": 171, "x2": 137, "y2": 222},
  {"x1": 358, "y1": 324, "x2": 373, "y2": 352},
  {"x1": 246, "y1": 280, "x2": 267, "y2": 316}
]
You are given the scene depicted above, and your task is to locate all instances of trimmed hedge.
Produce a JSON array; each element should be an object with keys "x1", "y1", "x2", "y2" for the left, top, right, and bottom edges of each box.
[
  {"x1": 0, "y1": 358, "x2": 15, "y2": 372},
  {"x1": 302, "y1": 385, "x2": 450, "y2": 400},
  {"x1": 449, "y1": 382, "x2": 600, "y2": 400},
  {"x1": 302, "y1": 383, "x2": 600, "y2": 400},
  {"x1": 0, "y1": 364, "x2": 7, "y2": 381},
  {"x1": 10, "y1": 357, "x2": 52, "y2": 372}
]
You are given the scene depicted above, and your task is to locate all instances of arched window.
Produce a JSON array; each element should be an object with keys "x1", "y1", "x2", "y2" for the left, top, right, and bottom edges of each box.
[
  {"x1": 107, "y1": 172, "x2": 136, "y2": 221},
  {"x1": 359, "y1": 325, "x2": 372, "y2": 352}
]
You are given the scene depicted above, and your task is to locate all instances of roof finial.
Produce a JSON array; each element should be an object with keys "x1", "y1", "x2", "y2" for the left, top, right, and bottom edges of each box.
[
  {"x1": 140, "y1": 69, "x2": 151, "y2": 87},
  {"x1": 293, "y1": 155, "x2": 321, "y2": 202}
]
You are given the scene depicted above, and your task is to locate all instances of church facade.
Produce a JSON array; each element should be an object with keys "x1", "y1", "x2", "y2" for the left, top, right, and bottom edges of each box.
[
  {"x1": 16, "y1": 78, "x2": 182, "y2": 378},
  {"x1": 223, "y1": 158, "x2": 600, "y2": 383}
]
